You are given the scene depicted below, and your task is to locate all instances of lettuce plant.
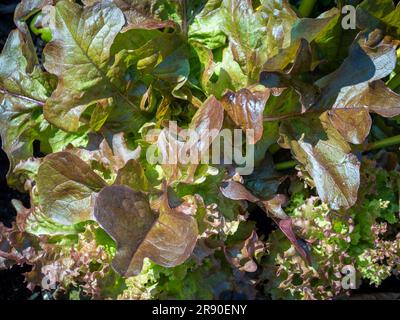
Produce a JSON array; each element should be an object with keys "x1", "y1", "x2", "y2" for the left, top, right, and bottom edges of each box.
[{"x1": 1, "y1": 0, "x2": 400, "y2": 300}]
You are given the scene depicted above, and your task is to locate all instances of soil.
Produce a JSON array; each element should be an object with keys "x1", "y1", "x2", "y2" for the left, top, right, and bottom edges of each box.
[{"x1": 0, "y1": 1, "x2": 18, "y2": 50}]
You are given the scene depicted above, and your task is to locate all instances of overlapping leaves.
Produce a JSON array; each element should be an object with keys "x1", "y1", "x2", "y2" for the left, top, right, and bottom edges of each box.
[{"x1": 1, "y1": 0, "x2": 400, "y2": 286}]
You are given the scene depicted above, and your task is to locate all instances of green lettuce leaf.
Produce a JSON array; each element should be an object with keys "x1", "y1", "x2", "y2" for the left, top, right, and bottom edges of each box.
[
  {"x1": 189, "y1": 0, "x2": 226, "y2": 50},
  {"x1": 0, "y1": 29, "x2": 53, "y2": 187},
  {"x1": 357, "y1": 0, "x2": 400, "y2": 37}
]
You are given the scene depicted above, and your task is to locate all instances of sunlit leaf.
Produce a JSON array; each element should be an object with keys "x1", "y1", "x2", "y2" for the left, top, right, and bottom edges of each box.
[
  {"x1": 221, "y1": 86, "x2": 270, "y2": 144},
  {"x1": 0, "y1": 29, "x2": 53, "y2": 187},
  {"x1": 43, "y1": 0, "x2": 147, "y2": 132},
  {"x1": 94, "y1": 184, "x2": 198, "y2": 276},
  {"x1": 279, "y1": 113, "x2": 360, "y2": 210},
  {"x1": 37, "y1": 152, "x2": 106, "y2": 225}
]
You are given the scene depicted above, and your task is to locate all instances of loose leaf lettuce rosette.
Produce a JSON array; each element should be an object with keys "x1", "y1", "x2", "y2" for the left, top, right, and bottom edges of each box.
[{"x1": 1, "y1": 0, "x2": 400, "y2": 300}]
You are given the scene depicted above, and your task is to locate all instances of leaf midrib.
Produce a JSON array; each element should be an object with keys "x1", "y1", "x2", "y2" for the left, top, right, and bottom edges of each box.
[{"x1": 58, "y1": 4, "x2": 140, "y2": 113}]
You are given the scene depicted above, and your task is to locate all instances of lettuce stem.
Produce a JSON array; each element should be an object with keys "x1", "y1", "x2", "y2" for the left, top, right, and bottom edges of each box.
[
  {"x1": 275, "y1": 134, "x2": 400, "y2": 170},
  {"x1": 275, "y1": 160, "x2": 297, "y2": 171},
  {"x1": 180, "y1": 0, "x2": 188, "y2": 36},
  {"x1": 387, "y1": 72, "x2": 400, "y2": 91},
  {"x1": 366, "y1": 134, "x2": 400, "y2": 151},
  {"x1": 298, "y1": 0, "x2": 317, "y2": 17}
]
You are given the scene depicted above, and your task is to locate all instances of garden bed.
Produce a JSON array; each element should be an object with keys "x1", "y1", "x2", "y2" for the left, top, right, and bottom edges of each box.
[{"x1": 1, "y1": 0, "x2": 400, "y2": 300}]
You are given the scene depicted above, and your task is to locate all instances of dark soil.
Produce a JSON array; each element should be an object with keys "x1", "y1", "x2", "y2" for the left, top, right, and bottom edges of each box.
[
  {"x1": 0, "y1": 1, "x2": 18, "y2": 50},
  {"x1": 0, "y1": 264, "x2": 35, "y2": 300}
]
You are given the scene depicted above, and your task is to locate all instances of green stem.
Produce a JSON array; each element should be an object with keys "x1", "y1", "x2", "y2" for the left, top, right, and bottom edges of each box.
[
  {"x1": 264, "y1": 109, "x2": 319, "y2": 122},
  {"x1": 298, "y1": 0, "x2": 317, "y2": 17},
  {"x1": 275, "y1": 134, "x2": 400, "y2": 171},
  {"x1": 275, "y1": 160, "x2": 297, "y2": 171},
  {"x1": 365, "y1": 134, "x2": 400, "y2": 151},
  {"x1": 387, "y1": 72, "x2": 400, "y2": 91},
  {"x1": 387, "y1": 49, "x2": 400, "y2": 89}
]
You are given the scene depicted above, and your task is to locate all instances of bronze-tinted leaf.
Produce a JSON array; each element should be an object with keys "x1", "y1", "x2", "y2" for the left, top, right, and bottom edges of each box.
[
  {"x1": 37, "y1": 152, "x2": 106, "y2": 225},
  {"x1": 317, "y1": 31, "x2": 397, "y2": 111},
  {"x1": 221, "y1": 86, "x2": 270, "y2": 144},
  {"x1": 220, "y1": 0, "x2": 269, "y2": 77},
  {"x1": 280, "y1": 113, "x2": 360, "y2": 210},
  {"x1": 190, "y1": 95, "x2": 224, "y2": 156},
  {"x1": 224, "y1": 230, "x2": 264, "y2": 273},
  {"x1": 113, "y1": 0, "x2": 176, "y2": 29},
  {"x1": 220, "y1": 181, "x2": 260, "y2": 203},
  {"x1": 94, "y1": 185, "x2": 198, "y2": 276},
  {"x1": 328, "y1": 107, "x2": 372, "y2": 144},
  {"x1": 315, "y1": 33, "x2": 398, "y2": 144},
  {"x1": 261, "y1": 194, "x2": 289, "y2": 220},
  {"x1": 156, "y1": 125, "x2": 186, "y2": 183},
  {"x1": 277, "y1": 219, "x2": 310, "y2": 263},
  {"x1": 0, "y1": 209, "x2": 40, "y2": 270},
  {"x1": 43, "y1": 0, "x2": 146, "y2": 132},
  {"x1": 262, "y1": 195, "x2": 310, "y2": 263},
  {"x1": 0, "y1": 29, "x2": 49, "y2": 185},
  {"x1": 102, "y1": 132, "x2": 141, "y2": 172},
  {"x1": 260, "y1": 7, "x2": 339, "y2": 72},
  {"x1": 360, "y1": 80, "x2": 400, "y2": 117},
  {"x1": 14, "y1": 0, "x2": 52, "y2": 29},
  {"x1": 260, "y1": 39, "x2": 319, "y2": 111},
  {"x1": 220, "y1": 181, "x2": 310, "y2": 262},
  {"x1": 155, "y1": 96, "x2": 224, "y2": 184}
]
